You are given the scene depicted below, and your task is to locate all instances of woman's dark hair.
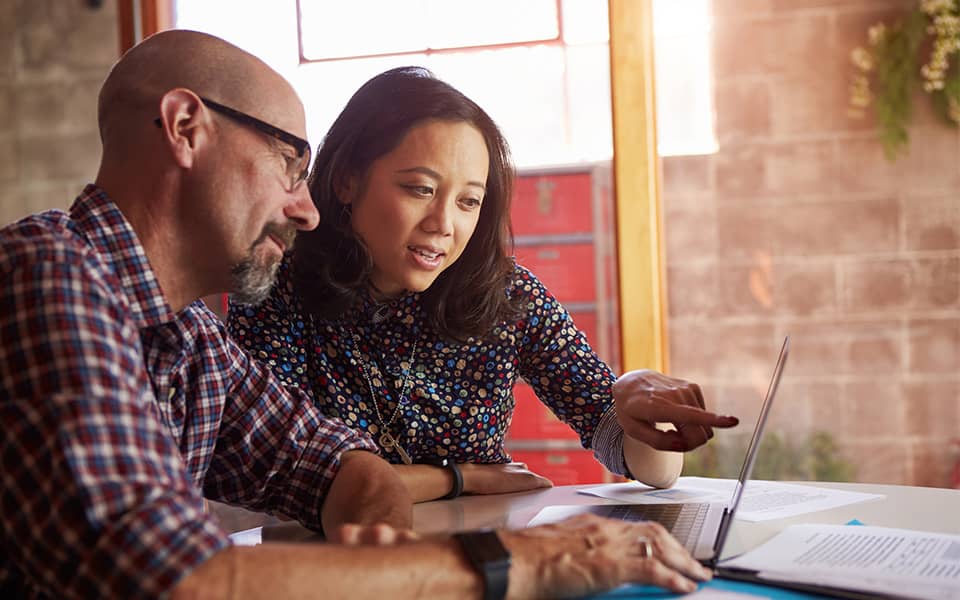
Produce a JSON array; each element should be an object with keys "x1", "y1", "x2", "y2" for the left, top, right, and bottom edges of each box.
[{"x1": 292, "y1": 66, "x2": 520, "y2": 341}]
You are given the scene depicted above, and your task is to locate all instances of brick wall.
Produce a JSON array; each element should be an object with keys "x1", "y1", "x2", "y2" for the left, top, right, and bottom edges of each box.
[
  {"x1": 0, "y1": 0, "x2": 118, "y2": 225},
  {"x1": 664, "y1": 0, "x2": 960, "y2": 487}
]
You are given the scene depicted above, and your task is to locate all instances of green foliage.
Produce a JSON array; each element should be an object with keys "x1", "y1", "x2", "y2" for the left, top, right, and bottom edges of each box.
[
  {"x1": 681, "y1": 430, "x2": 856, "y2": 482},
  {"x1": 872, "y1": 8, "x2": 928, "y2": 160},
  {"x1": 850, "y1": 3, "x2": 960, "y2": 160}
]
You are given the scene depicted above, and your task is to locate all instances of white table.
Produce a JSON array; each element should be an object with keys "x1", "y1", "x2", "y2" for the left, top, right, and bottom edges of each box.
[{"x1": 248, "y1": 479, "x2": 960, "y2": 562}]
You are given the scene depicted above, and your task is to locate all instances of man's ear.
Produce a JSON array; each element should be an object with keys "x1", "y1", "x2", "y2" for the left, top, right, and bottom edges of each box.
[{"x1": 157, "y1": 89, "x2": 207, "y2": 169}]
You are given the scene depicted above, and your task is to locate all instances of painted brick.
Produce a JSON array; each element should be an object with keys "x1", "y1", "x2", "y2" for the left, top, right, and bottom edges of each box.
[
  {"x1": 715, "y1": 143, "x2": 767, "y2": 197},
  {"x1": 844, "y1": 440, "x2": 911, "y2": 484},
  {"x1": 775, "y1": 262, "x2": 838, "y2": 316},
  {"x1": 662, "y1": 155, "x2": 712, "y2": 196},
  {"x1": 717, "y1": 204, "x2": 775, "y2": 260},
  {"x1": 666, "y1": 263, "x2": 718, "y2": 319},
  {"x1": 715, "y1": 79, "x2": 771, "y2": 142},
  {"x1": 910, "y1": 441, "x2": 953, "y2": 489},
  {"x1": 664, "y1": 205, "x2": 718, "y2": 261},
  {"x1": 907, "y1": 319, "x2": 960, "y2": 374},
  {"x1": 782, "y1": 320, "x2": 901, "y2": 377},
  {"x1": 16, "y1": 78, "x2": 102, "y2": 137},
  {"x1": 17, "y1": 0, "x2": 118, "y2": 78},
  {"x1": 711, "y1": 0, "x2": 773, "y2": 17},
  {"x1": 843, "y1": 380, "x2": 907, "y2": 437},
  {"x1": 0, "y1": 136, "x2": 19, "y2": 183},
  {"x1": 903, "y1": 196, "x2": 960, "y2": 252},
  {"x1": 775, "y1": 198, "x2": 899, "y2": 257},
  {"x1": 715, "y1": 260, "x2": 776, "y2": 316},
  {"x1": 714, "y1": 15, "x2": 832, "y2": 79},
  {"x1": 668, "y1": 322, "x2": 777, "y2": 381},
  {"x1": 841, "y1": 258, "x2": 960, "y2": 312},
  {"x1": 765, "y1": 140, "x2": 837, "y2": 195},
  {"x1": 19, "y1": 132, "x2": 101, "y2": 182},
  {"x1": 904, "y1": 379, "x2": 960, "y2": 438},
  {"x1": 804, "y1": 381, "x2": 851, "y2": 439}
]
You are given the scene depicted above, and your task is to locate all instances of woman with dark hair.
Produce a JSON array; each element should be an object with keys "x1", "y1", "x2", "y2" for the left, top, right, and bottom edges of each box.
[{"x1": 227, "y1": 66, "x2": 739, "y2": 502}]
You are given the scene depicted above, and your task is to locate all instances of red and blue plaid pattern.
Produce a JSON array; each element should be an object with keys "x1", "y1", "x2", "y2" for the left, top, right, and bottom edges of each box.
[{"x1": 0, "y1": 185, "x2": 376, "y2": 599}]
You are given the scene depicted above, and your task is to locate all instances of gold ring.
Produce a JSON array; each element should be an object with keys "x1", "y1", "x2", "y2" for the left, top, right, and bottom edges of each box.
[{"x1": 636, "y1": 535, "x2": 653, "y2": 559}]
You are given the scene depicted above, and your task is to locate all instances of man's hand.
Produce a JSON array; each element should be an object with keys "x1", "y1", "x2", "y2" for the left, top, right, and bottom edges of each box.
[
  {"x1": 461, "y1": 462, "x2": 553, "y2": 495},
  {"x1": 502, "y1": 514, "x2": 713, "y2": 597},
  {"x1": 321, "y1": 450, "x2": 413, "y2": 534},
  {"x1": 614, "y1": 369, "x2": 739, "y2": 452}
]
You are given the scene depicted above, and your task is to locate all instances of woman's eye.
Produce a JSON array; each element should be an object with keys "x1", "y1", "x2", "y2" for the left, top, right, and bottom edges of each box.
[
  {"x1": 404, "y1": 184, "x2": 434, "y2": 196},
  {"x1": 460, "y1": 197, "x2": 482, "y2": 209}
]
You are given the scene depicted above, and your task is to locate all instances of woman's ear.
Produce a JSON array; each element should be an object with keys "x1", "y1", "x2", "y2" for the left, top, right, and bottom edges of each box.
[
  {"x1": 156, "y1": 88, "x2": 207, "y2": 169},
  {"x1": 334, "y1": 173, "x2": 357, "y2": 205}
]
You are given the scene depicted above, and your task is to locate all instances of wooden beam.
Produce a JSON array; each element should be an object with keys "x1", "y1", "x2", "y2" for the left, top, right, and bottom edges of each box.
[
  {"x1": 608, "y1": 0, "x2": 669, "y2": 373},
  {"x1": 116, "y1": 0, "x2": 173, "y2": 54}
]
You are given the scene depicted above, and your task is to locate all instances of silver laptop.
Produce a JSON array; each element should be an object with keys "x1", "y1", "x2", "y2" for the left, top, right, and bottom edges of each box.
[{"x1": 527, "y1": 336, "x2": 790, "y2": 567}]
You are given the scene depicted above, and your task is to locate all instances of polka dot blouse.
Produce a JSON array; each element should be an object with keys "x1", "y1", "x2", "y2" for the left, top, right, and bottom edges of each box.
[{"x1": 227, "y1": 259, "x2": 623, "y2": 468}]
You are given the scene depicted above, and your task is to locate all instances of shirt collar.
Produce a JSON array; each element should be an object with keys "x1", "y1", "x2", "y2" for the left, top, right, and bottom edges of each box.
[{"x1": 71, "y1": 184, "x2": 177, "y2": 328}]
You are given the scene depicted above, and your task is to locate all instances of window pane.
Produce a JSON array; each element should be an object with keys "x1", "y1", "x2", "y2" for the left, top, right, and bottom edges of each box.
[
  {"x1": 299, "y1": 0, "x2": 559, "y2": 61},
  {"x1": 652, "y1": 0, "x2": 717, "y2": 156}
]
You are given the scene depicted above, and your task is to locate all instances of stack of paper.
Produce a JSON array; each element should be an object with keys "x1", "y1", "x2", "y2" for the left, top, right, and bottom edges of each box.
[{"x1": 720, "y1": 524, "x2": 960, "y2": 600}]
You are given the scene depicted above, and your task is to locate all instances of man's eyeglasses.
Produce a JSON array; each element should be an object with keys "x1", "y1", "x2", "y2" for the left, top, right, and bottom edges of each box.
[{"x1": 154, "y1": 97, "x2": 311, "y2": 191}]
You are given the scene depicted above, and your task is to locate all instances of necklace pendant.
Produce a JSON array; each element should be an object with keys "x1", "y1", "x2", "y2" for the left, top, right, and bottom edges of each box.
[
  {"x1": 379, "y1": 432, "x2": 397, "y2": 450},
  {"x1": 395, "y1": 443, "x2": 413, "y2": 465}
]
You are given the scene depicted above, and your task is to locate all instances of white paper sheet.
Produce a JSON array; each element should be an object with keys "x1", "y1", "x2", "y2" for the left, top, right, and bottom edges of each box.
[
  {"x1": 720, "y1": 524, "x2": 960, "y2": 599},
  {"x1": 578, "y1": 477, "x2": 884, "y2": 522},
  {"x1": 229, "y1": 526, "x2": 263, "y2": 546}
]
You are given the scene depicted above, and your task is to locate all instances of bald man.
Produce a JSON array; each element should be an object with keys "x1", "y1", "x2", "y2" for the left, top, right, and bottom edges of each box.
[{"x1": 0, "y1": 30, "x2": 713, "y2": 599}]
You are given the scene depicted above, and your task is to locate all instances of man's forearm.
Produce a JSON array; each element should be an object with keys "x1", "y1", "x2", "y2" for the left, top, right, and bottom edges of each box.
[
  {"x1": 171, "y1": 539, "x2": 483, "y2": 600},
  {"x1": 321, "y1": 450, "x2": 413, "y2": 532}
]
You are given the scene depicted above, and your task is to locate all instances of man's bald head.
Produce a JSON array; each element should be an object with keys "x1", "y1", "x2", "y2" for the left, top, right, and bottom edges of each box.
[{"x1": 98, "y1": 29, "x2": 304, "y2": 151}]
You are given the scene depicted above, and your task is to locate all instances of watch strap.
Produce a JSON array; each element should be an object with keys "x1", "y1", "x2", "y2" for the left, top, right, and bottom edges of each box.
[{"x1": 453, "y1": 529, "x2": 510, "y2": 600}]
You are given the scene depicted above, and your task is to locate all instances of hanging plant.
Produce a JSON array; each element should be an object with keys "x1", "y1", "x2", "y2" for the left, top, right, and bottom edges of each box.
[{"x1": 848, "y1": 0, "x2": 960, "y2": 160}]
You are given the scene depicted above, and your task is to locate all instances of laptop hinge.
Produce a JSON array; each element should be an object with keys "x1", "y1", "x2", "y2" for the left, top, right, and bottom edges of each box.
[{"x1": 713, "y1": 507, "x2": 731, "y2": 553}]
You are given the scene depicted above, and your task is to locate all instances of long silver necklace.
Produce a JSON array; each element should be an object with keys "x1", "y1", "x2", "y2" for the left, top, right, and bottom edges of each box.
[{"x1": 348, "y1": 331, "x2": 417, "y2": 465}]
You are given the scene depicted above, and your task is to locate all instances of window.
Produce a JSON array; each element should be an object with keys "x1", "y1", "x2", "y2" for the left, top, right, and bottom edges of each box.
[
  {"x1": 299, "y1": 0, "x2": 560, "y2": 61},
  {"x1": 172, "y1": 0, "x2": 714, "y2": 163}
]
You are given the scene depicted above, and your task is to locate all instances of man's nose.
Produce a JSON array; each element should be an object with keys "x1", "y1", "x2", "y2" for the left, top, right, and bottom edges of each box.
[{"x1": 286, "y1": 184, "x2": 320, "y2": 231}]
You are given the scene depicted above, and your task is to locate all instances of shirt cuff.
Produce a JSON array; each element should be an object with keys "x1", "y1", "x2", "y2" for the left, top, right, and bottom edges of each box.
[
  {"x1": 283, "y1": 422, "x2": 380, "y2": 530},
  {"x1": 591, "y1": 406, "x2": 634, "y2": 479}
]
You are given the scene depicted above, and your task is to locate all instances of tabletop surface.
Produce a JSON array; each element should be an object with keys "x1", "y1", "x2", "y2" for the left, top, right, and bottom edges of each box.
[{"x1": 255, "y1": 479, "x2": 960, "y2": 557}]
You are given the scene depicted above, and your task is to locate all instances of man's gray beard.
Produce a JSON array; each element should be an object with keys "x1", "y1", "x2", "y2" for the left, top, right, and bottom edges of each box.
[{"x1": 230, "y1": 254, "x2": 281, "y2": 306}]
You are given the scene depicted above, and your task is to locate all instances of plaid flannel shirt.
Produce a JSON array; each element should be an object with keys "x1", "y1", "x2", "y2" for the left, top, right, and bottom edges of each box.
[{"x1": 0, "y1": 185, "x2": 377, "y2": 599}]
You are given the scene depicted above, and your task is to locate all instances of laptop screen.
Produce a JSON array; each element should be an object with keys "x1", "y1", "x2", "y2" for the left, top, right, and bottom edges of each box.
[{"x1": 712, "y1": 335, "x2": 791, "y2": 558}]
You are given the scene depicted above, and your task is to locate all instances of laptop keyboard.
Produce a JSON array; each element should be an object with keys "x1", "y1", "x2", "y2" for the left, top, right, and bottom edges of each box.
[{"x1": 603, "y1": 503, "x2": 711, "y2": 550}]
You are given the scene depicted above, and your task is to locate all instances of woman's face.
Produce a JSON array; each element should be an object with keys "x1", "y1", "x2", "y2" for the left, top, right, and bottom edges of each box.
[{"x1": 344, "y1": 119, "x2": 490, "y2": 297}]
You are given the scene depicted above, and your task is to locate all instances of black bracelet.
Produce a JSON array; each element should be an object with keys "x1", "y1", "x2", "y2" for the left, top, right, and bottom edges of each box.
[
  {"x1": 438, "y1": 458, "x2": 463, "y2": 500},
  {"x1": 424, "y1": 457, "x2": 463, "y2": 500}
]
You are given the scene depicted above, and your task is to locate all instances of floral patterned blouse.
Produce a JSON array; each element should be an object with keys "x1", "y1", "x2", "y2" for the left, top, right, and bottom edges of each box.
[{"x1": 227, "y1": 259, "x2": 627, "y2": 473}]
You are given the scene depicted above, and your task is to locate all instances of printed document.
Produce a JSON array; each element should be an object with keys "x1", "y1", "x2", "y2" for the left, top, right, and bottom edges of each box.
[
  {"x1": 579, "y1": 477, "x2": 883, "y2": 521},
  {"x1": 721, "y1": 524, "x2": 960, "y2": 600}
]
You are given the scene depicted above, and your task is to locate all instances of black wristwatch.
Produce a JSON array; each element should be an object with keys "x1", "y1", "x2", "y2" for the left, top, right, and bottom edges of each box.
[
  {"x1": 424, "y1": 457, "x2": 463, "y2": 500},
  {"x1": 453, "y1": 529, "x2": 511, "y2": 600}
]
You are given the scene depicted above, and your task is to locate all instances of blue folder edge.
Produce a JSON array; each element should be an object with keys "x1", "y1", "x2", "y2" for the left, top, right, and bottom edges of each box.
[{"x1": 586, "y1": 577, "x2": 825, "y2": 599}]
